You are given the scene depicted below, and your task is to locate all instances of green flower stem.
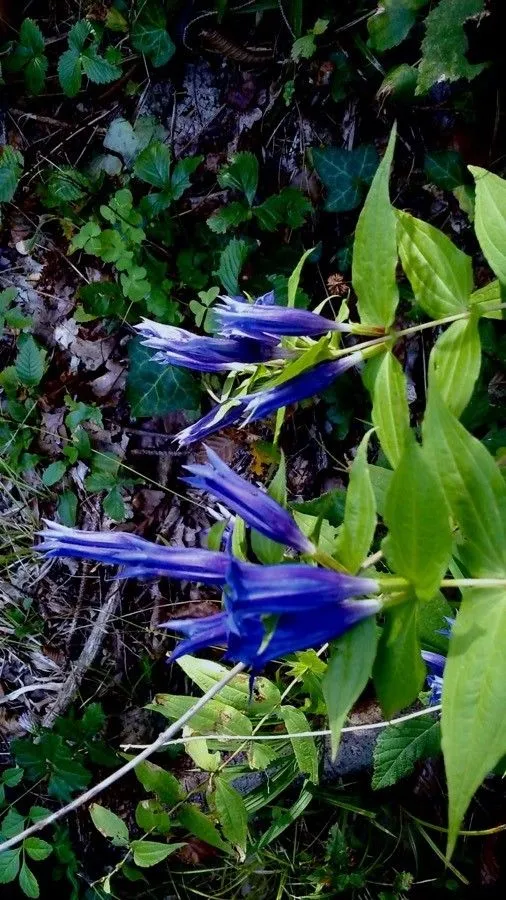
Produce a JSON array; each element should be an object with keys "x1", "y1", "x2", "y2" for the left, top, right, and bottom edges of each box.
[
  {"x1": 311, "y1": 548, "x2": 348, "y2": 573},
  {"x1": 440, "y1": 578, "x2": 506, "y2": 589}
]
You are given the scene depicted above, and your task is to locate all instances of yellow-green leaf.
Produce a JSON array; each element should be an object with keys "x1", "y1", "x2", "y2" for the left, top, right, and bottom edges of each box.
[
  {"x1": 428, "y1": 317, "x2": 481, "y2": 417},
  {"x1": 369, "y1": 351, "x2": 410, "y2": 469}
]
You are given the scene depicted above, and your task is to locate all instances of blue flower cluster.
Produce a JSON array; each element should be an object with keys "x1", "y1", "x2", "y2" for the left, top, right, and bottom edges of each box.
[
  {"x1": 38, "y1": 448, "x2": 380, "y2": 670},
  {"x1": 134, "y1": 293, "x2": 361, "y2": 445}
]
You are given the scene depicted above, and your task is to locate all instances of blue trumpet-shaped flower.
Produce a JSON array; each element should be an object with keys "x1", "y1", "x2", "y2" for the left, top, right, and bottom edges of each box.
[
  {"x1": 421, "y1": 650, "x2": 445, "y2": 705},
  {"x1": 37, "y1": 521, "x2": 229, "y2": 585},
  {"x1": 165, "y1": 557, "x2": 380, "y2": 669},
  {"x1": 176, "y1": 352, "x2": 363, "y2": 445},
  {"x1": 242, "y1": 353, "x2": 362, "y2": 424},
  {"x1": 183, "y1": 446, "x2": 314, "y2": 555},
  {"x1": 133, "y1": 319, "x2": 285, "y2": 373},
  {"x1": 213, "y1": 296, "x2": 349, "y2": 340}
]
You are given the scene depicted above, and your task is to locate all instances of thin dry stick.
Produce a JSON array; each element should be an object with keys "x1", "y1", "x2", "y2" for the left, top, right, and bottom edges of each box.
[
  {"x1": 0, "y1": 662, "x2": 245, "y2": 854},
  {"x1": 42, "y1": 580, "x2": 122, "y2": 728}
]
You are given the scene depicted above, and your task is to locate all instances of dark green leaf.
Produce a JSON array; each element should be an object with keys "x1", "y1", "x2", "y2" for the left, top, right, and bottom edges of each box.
[
  {"x1": 373, "y1": 717, "x2": 441, "y2": 789},
  {"x1": 127, "y1": 338, "x2": 199, "y2": 417},
  {"x1": 103, "y1": 486, "x2": 125, "y2": 522},
  {"x1": 214, "y1": 777, "x2": 248, "y2": 852},
  {"x1": 58, "y1": 48, "x2": 82, "y2": 97},
  {"x1": 1, "y1": 809, "x2": 25, "y2": 840},
  {"x1": 134, "y1": 142, "x2": 171, "y2": 189},
  {"x1": 81, "y1": 48, "x2": 121, "y2": 85},
  {"x1": 23, "y1": 838, "x2": 52, "y2": 862},
  {"x1": 0, "y1": 850, "x2": 20, "y2": 884},
  {"x1": 170, "y1": 155, "x2": 203, "y2": 200},
  {"x1": 218, "y1": 152, "x2": 259, "y2": 206},
  {"x1": 312, "y1": 144, "x2": 378, "y2": 213},
  {"x1": 207, "y1": 201, "x2": 251, "y2": 234},
  {"x1": 135, "y1": 760, "x2": 182, "y2": 805},
  {"x1": 131, "y1": 6, "x2": 175, "y2": 67},
  {"x1": 179, "y1": 804, "x2": 231, "y2": 852},
  {"x1": 0, "y1": 147, "x2": 23, "y2": 203},
  {"x1": 19, "y1": 862, "x2": 39, "y2": 898},
  {"x1": 424, "y1": 150, "x2": 467, "y2": 191},
  {"x1": 57, "y1": 490, "x2": 78, "y2": 526},
  {"x1": 15, "y1": 336, "x2": 45, "y2": 386},
  {"x1": 216, "y1": 238, "x2": 251, "y2": 294},
  {"x1": 368, "y1": 0, "x2": 427, "y2": 52},
  {"x1": 42, "y1": 460, "x2": 67, "y2": 487}
]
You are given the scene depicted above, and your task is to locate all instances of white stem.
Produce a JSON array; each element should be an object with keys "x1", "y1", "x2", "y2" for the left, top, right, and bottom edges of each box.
[
  {"x1": 0, "y1": 662, "x2": 246, "y2": 854},
  {"x1": 121, "y1": 702, "x2": 441, "y2": 750}
]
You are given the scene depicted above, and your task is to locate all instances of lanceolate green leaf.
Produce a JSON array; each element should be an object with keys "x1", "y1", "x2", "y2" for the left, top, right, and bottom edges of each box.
[
  {"x1": 369, "y1": 350, "x2": 410, "y2": 469},
  {"x1": 423, "y1": 387, "x2": 506, "y2": 576},
  {"x1": 323, "y1": 618, "x2": 377, "y2": 758},
  {"x1": 469, "y1": 165, "x2": 506, "y2": 284},
  {"x1": 353, "y1": 125, "x2": 398, "y2": 327},
  {"x1": 396, "y1": 210, "x2": 473, "y2": 317},
  {"x1": 372, "y1": 716, "x2": 441, "y2": 789},
  {"x1": 176, "y1": 656, "x2": 280, "y2": 714},
  {"x1": 336, "y1": 430, "x2": 376, "y2": 573},
  {"x1": 280, "y1": 706, "x2": 319, "y2": 783},
  {"x1": 382, "y1": 439, "x2": 452, "y2": 600},
  {"x1": 428, "y1": 317, "x2": 481, "y2": 417},
  {"x1": 373, "y1": 601, "x2": 425, "y2": 718},
  {"x1": 442, "y1": 588, "x2": 506, "y2": 856},
  {"x1": 214, "y1": 777, "x2": 248, "y2": 853}
]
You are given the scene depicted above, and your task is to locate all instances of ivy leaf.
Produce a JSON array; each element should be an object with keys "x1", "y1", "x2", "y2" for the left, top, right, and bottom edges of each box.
[
  {"x1": 131, "y1": 5, "x2": 175, "y2": 67},
  {"x1": 372, "y1": 717, "x2": 441, "y2": 789},
  {"x1": 312, "y1": 144, "x2": 379, "y2": 213},
  {"x1": 134, "y1": 142, "x2": 171, "y2": 189},
  {"x1": 417, "y1": 0, "x2": 486, "y2": 95},
  {"x1": 58, "y1": 48, "x2": 82, "y2": 97},
  {"x1": 127, "y1": 338, "x2": 200, "y2": 417},
  {"x1": 15, "y1": 336, "x2": 45, "y2": 386},
  {"x1": 218, "y1": 152, "x2": 259, "y2": 206},
  {"x1": 0, "y1": 147, "x2": 23, "y2": 203},
  {"x1": 216, "y1": 238, "x2": 251, "y2": 294},
  {"x1": 368, "y1": 0, "x2": 427, "y2": 52},
  {"x1": 207, "y1": 201, "x2": 251, "y2": 234},
  {"x1": 424, "y1": 150, "x2": 467, "y2": 191}
]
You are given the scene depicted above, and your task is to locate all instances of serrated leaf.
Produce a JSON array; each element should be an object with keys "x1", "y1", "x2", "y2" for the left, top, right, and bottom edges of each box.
[
  {"x1": 469, "y1": 165, "x2": 506, "y2": 284},
  {"x1": 58, "y1": 48, "x2": 82, "y2": 97},
  {"x1": 254, "y1": 188, "x2": 312, "y2": 231},
  {"x1": 19, "y1": 862, "x2": 39, "y2": 898},
  {"x1": 176, "y1": 656, "x2": 280, "y2": 714},
  {"x1": 134, "y1": 141, "x2": 171, "y2": 189},
  {"x1": 382, "y1": 439, "x2": 452, "y2": 600},
  {"x1": 135, "y1": 760, "x2": 182, "y2": 804},
  {"x1": 130, "y1": 840, "x2": 184, "y2": 867},
  {"x1": 1, "y1": 809, "x2": 25, "y2": 839},
  {"x1": 170, "y1": 155, "x2": 203, "y2": 200},
  {"x1": 214, "y1": 777, "x2": 248, "y2": 852},
  {"x1": 90, "y1": 804, "x2": 129, "y2": 846},
  {"x1": 428, "y1": 317, "x2": 481, "y2": 417},
  {"x1": 68, "y1": 19, "x2": 93, "y2": 52},
  {"x1": 291, "y1": 33, "x2": 316, "y2": 60},
  {"x1": 131, "y1": 6, "x2": 175, "y2": 67},
  {"x1": 368, "y1": 0, "x2": 427, "y2": 52},
  {"x1": 323, "y1": 618, "x2": 377, "y2": 759},
  {"x1": 20, "y1": 18, "x2": 45, "y2": 53},
  {"x1": 373, "y1": 602, "x2": 425, "y2": 718},
  {"x1": 178, "y1": 804, "x2": 231, "y2": 852},
  {"x1": 425, "y1": 150, "x2": 467, "y2": 191},
  {"x1": 81, "y1": 48, "x2": 121, "y2": 84},
  {"x1": 218, "y1": 152, "x2": 258, "y2": 206},
  {"x1": 0, "y1": 850, "x2": 20, "y2": 884},
  {"x1": 369, "y1": 350, "x2": 410, "y2": 469},
  {"x1": 423, "y1": 387, "x2": 506, "y2": 576},
  {"x1": 216, "y1": 238, "x2": 250, "y2": 294},
  {"x1": 127, "y1": 338, "x2": 199, "y2": 417},
  {"x1": 42, "y1": 460, "x2": 67, "y2": 487},
  {"x1": 312, "y1": 144, "x2": 379, "y2": 213},
  {"x1": 207, "y1": 201, "x2": 251, "y2": 234},
  {"x1": 335, "y1": 430, "x2": 376, "y2": 573},
  {"x1": 442, "y1": 588, "x2": 506, "y2": 856},
  {"x1": 0, "y1": 146, "x2": 23, "y2": 203},
  {"x1": 280, "y1": 706, "x2": 318, "y2": 783},
  {"x1": 25, "y1": 54, "x2": 48, "y2": 95},
  {"x1": 352, "y1": 125, "x2": 398, "y2": 327},
  {"x1": 396, "y1": 209, "x2": 473, "y2": 317},
  {"x1": 15, "y1": 336, "x2": 45, "y2": 386},
  {"x1": 372, "y1": 717, "x2": 441, "y2": 789},
  {"x1": 416, "y1": 0, "x2": 486, "y2": 95}
]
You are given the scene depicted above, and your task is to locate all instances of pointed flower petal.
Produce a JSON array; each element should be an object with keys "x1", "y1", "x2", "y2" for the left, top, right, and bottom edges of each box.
[
  {"x1": 176, "y1": 400, "x2": 247, "y2": 446},
  {"x1": 183, "y1": 447, "x2": 314, "y2": 554},
  {"x1": 134, "y1": 318, "x2": 284, "y2": 373},
  {"x1": 38, "y1": 521, "x2": 228, "y2": 584},
  {"x1": 213, "y1": 296, "x2": 349, "y2": 340},
  {"x1": 161, "y1": 613, "x2": 228, "y2": 662}
]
